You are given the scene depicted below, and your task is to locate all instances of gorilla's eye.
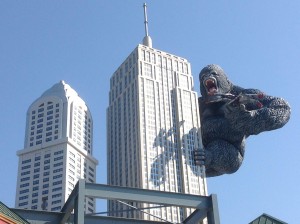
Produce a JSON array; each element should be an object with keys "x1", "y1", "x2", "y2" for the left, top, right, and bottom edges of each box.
[{"x1": 211, "y1": 72, "x2": 218, "y2": 76}]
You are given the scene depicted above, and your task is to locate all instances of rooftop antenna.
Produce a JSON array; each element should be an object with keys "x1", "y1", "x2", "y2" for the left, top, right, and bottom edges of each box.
[{"x1": 142, "y1": 3, "x2": 152, "y2": 47}]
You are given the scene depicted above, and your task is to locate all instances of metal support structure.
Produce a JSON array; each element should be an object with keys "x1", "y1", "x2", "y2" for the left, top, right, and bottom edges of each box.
[
  {"x1": 60, "y1": 180, "x2": 220, "y2": 224},
  {"x1": 207, "y1": 194, "x2": 220, "y2": 224}
]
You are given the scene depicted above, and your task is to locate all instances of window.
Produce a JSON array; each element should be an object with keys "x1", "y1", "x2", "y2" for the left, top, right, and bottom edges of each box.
[
  {"x1": 19, "y1": 202, "x2": 28, "y2": 206},
  {"x1": 54, "y1": 156, "x2": 63, "y2": 161},
  {"x1": 21, "y1": 171, "x2": 30, "y2": 176},
  {"x1": 20, "y1": 183, "x2": 30, "y2": 189},
  {"x1": 19, "y1": 195, "x2": 28, "y2": 200},
  {"x1": 21, "y1": 165, "x2": 31, "y2": 170},
  {"x1": 20, "y1": 189, "x2": 29, "y2": 194},
  {"x1": 52, "y1": 187, "x2": 62, "y2": 192},
  {"x1": 68, "y1": 175, "x2": 74, "y2": 181},
  {"x1": 51, "y1": 206, "x2": 61, "y2": 211},
  {"x1": 54, "y1": 150, "x2": 63, "y2": 155},
  {"x1": 88, "y1": 172, "x2": 94, "y2": 178},
  {"x1": 33, "y1": 186, "x2": 39, "y2": 191},
  {"x1": 46, "y1": 137, "x2": 52, "y2": 142},
  {"x1": 33, "y1": 180, "x2": 39, "y2": 185},
  {"x1": 54, "y1": 162, "x2": 63, "y2": 167},
  {"x1": 44, "y1": 165, "x2": 50, "y2": 170},
  {"x1": 53, "y1": 180, "x2": 62, "y2": 186},
  {"x1": 52, "y1": 193, "x2": 62, "y2": 198},
  {"x1": 22, "y1": 159, "x2": 31, "y2": 164},
  {"x1": 88, "y1": 166, "x2": 94, "y2": 172},
  {"x1": 52, "y1": 200, "x2": 61, "y2": 205},
  {"x1": 53, "y1": 168, "x2": 63, "y2": 173},
  {"x1": 21, "y1": 177, "x2": 30, "y2": 182},
  {"x1": 53, "y1": 174, "x2": 63, "y2": 179},
  {"x1": 47, "y1": 115, "x2": 53, "y2": 120}
]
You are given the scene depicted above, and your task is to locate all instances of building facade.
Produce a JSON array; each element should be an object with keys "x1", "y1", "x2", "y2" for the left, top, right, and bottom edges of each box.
[
  {"x1": 107, "y1": 41, "x2": 207, "y2": 222},
  {"x1": 15, "y1": 81, "x2": 98, "y2": 213}
]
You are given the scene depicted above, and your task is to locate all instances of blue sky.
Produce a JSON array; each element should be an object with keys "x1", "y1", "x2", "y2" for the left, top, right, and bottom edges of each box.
[{"x1": 0, "y1": 1, "x2": 299, "y2": 223}]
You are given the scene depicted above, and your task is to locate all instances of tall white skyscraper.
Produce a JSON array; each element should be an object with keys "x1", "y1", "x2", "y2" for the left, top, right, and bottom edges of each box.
[
  {"x1": 15, "y1": 81, "x2": 98, "y2": 213},
  {"x1": 107, "y1": 8, "x2": 207, "y2": 222}
]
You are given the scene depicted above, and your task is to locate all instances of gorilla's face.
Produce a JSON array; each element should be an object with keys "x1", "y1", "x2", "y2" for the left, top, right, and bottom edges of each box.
[{"x1": 199, "y1": 64, "x2": 232, "y2": 99}]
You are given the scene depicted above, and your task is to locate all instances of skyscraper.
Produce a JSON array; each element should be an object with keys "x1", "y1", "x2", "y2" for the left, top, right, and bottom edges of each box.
[
  {"x1": 107, "y1": 5, "x2": 207, "y2": 222},
  {"x1": 15, "y1": 81, "x2": 98, "y2": 213}
]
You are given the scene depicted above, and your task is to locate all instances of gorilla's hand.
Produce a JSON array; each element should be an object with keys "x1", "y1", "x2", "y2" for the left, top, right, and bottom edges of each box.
[
  {"x1": 194, "y1": 149, "x2": 212, "y2": 166},
  {"x1": 224, "y1": 102, "x2": 254, "y2": 131}
]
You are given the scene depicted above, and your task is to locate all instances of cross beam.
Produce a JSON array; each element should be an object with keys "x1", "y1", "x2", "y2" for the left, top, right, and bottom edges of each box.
[{"x1": 60, "y1": 179, "x2": 220, "y2": 224}]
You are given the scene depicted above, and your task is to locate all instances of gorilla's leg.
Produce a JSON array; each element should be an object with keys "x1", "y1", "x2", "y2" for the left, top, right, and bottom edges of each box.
[{"x1": 205, "y1": 140, "x2": 243, "y2": 177}]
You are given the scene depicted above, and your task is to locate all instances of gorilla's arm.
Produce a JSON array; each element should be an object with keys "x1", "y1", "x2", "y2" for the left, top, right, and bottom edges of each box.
[{"x1": 224, "y1": 88, "x2": 291, "y2": 136}]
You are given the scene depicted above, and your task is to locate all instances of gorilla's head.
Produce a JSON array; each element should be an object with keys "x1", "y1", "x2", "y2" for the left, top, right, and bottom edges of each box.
[{"x1": 199, "y1": 64, "x2": 233, "y2": 98}]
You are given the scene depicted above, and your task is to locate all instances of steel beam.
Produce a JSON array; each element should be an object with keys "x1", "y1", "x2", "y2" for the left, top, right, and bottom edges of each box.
[
  {"x1": 60, "y1": 180, "x2": 80, "y2": 224},
  {"x1": 207, "y1": 194, "x2": 220, "y2": 224},
  {"x1": 85, "y1": 181, "x2": 210, "y2": 209}
]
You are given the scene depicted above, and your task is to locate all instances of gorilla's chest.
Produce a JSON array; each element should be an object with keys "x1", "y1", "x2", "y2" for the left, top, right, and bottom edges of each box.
[{"x1": 201, "y1": 107, "x2": 244, "y2": 144}]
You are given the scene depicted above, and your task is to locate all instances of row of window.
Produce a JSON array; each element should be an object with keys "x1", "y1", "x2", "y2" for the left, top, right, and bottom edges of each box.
[{"x1": 28, "y1": 101, "x2": 61, "y2": 147}]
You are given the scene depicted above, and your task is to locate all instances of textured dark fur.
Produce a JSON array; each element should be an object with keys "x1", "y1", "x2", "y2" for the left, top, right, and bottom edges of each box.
[{"x1": 196, "y1": 64, "x2": 291, "y2": 177}]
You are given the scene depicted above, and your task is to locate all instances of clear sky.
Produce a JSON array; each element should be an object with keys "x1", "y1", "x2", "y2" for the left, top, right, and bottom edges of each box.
[{"x1": 0, "y1": 1, "x2": 299, "y2": 223}]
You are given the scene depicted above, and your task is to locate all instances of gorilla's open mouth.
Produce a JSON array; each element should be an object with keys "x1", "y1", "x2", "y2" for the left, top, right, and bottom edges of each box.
[{"x1": 204, "y1": 78, "x2": 218, "y2": 95}]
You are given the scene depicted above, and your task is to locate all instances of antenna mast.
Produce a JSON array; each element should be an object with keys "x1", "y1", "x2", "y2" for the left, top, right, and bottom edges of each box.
[
  {"x1": 142, "y1": 3, "x2": 152, "y2": 47},
  {"x1": 143, "y1": 3, "x2": 149, "y2": 36}
]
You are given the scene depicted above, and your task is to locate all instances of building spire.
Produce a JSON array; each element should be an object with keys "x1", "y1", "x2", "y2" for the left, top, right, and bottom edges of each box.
[
  {"x1": 143, "y1": 3, "x2": 149, "y2": 36},
  {"x1": 142, "y1": 3, "x2": 152, "y2": 47}
]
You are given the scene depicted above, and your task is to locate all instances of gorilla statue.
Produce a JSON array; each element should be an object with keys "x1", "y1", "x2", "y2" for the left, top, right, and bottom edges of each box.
[{"x1": 195, "y1": 64, "x2": 291, "y2": 177}]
